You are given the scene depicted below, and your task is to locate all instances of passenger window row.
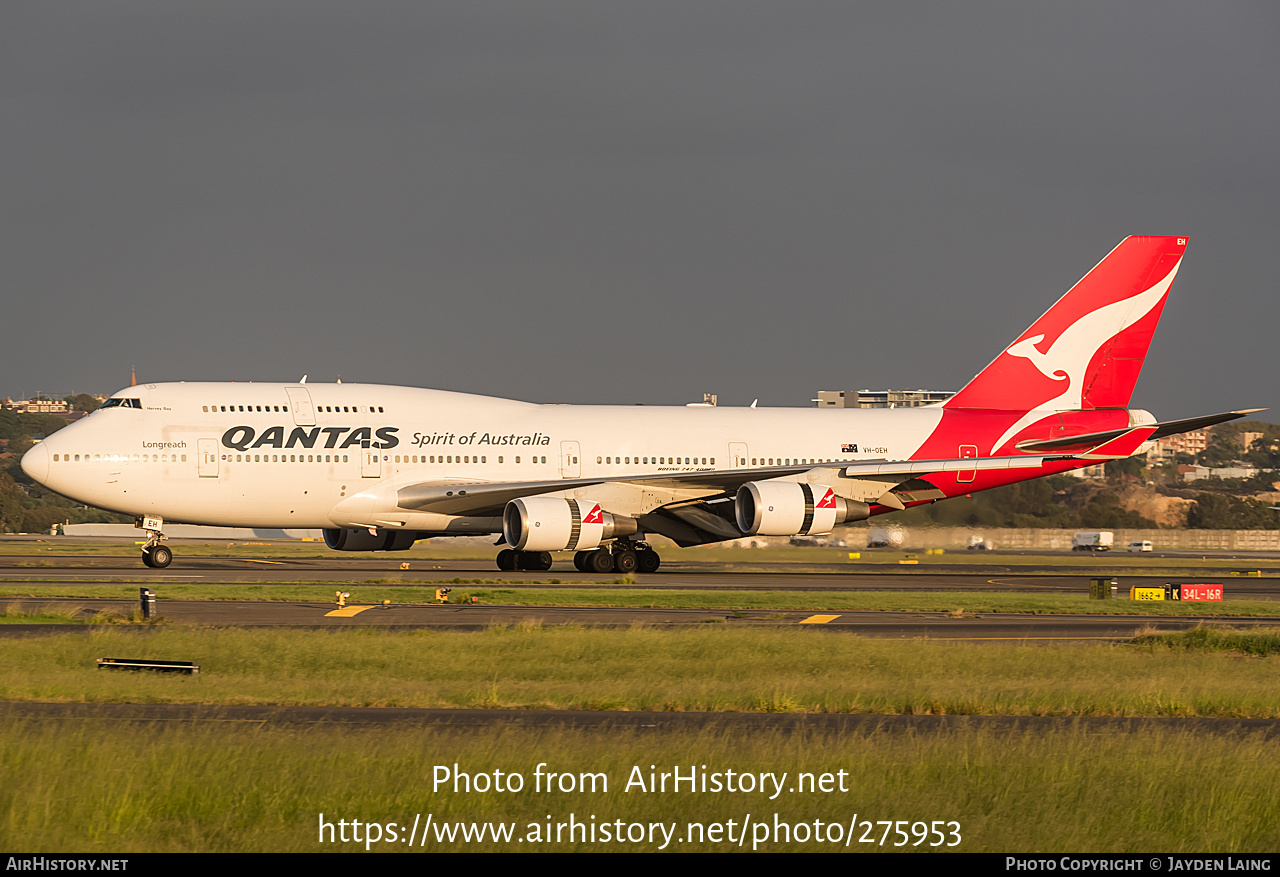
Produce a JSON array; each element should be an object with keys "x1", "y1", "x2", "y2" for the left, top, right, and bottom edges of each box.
[
  {"x1": 751, "y1": 458, "x2": 837, "y2": 466},
  {"x1": 205, "y1": 405, "x2": 288, "y2": 413},
  {"x1": 586, "y1": 456, "x2": 841, "y2": 467},
  {"x1": 200, "y1": 404, "x2": 387, "y2": 413},
  {"x1": 392, "y1": 455, "x2": 490, "y2": 463},
  {"x1": 53, "y1": 453, "x2": 187, "y2": 463},
  {"x1": 596, "y1": 456, "x2": 715, "y2": 465},
  {"x1": 230, "y1": 454, "x2": 347, "y2": 463}
]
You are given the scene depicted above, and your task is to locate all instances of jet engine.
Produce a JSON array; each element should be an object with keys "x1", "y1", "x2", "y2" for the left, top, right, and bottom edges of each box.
[
  {"x1": 735, "y1": 481, "x2": 870, "y2": 536},
  {"x1": 503, "y1": 497, "x2": 638, "y2": 552},
  {"x1": 323, "y1": 528, "x2": 421, "y2": 552}
]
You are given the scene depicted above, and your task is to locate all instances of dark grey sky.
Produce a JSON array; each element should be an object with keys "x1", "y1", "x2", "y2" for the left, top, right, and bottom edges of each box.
[{"x1": 3, "y1": 2, "x2": 1277, "y2": 421}]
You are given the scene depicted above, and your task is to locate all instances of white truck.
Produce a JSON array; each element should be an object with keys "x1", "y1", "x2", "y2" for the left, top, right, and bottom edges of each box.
[{"x1": 1072, "y1": 531, "x2": 1114, "y2": 552}]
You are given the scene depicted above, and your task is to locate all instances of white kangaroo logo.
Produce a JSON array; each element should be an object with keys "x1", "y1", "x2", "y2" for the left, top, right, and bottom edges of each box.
[{"x1": 991, "y1": 260, "x2": 1181, "y2": 451}]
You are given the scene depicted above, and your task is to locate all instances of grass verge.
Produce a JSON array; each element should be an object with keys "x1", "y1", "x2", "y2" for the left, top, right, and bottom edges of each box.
[
  {"x1": 2, "y1": 720, "x2": 1276, "y2": 852},
  {"x1": 3, "y1": 626, "x2": 1279, "y2": 717},
  {"x1": 1131, "y1": 626, "x2": 1280, "y2": 656},
  {"x1": 1, "y1": 601, "x2": 162, "y2": 625}
]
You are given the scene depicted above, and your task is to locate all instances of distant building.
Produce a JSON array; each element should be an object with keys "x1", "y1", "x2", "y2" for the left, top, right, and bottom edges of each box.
[
  {"x1": 1069, "y1": 462, "x2": 1108, "y2": 479},
  {"x1": 1241, "y1": 431, "x2": 1265, "y2": 452},
  {"x1": 812, "y1": 391, "x2": 856, "y2": 408},
  {"x1": 6, "y1": 397, "x2": 70, "y2": 415},
  {"x1": 813, "y1": 389, "x2": 955, "y2": 409},
  {"x1": 1145, "y1": 428, "x2": 1209, "y2": 463},
  {"x1": 1180, "y1": 465, "x2": 1259, "y2": 482}
]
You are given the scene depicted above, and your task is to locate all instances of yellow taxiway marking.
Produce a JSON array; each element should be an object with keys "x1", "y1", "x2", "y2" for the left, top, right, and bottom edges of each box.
[
  {"x1": 325, "y1": 606, "x2": 376, "y2": 617},
  {"x1": 799, "y1": 614, "x2": 842, "y2": 624},
  {"x1": 244, "y1": 559, "x2": 286, "y2": 565}
]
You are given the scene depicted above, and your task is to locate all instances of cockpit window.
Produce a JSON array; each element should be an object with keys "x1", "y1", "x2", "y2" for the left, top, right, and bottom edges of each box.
[{"x1": 100, "y1": 398, "x2": 142, "y2": 409}]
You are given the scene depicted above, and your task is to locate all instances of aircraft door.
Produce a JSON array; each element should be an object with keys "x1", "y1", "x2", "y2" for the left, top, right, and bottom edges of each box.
[
  {"x1": 362, "y1": 448, "x2": 382, "y2": 478},
  {"x1": 198, "y1": 439, "x2": 219, "y2": 477},
  {"x1": 561, "y1": 441, "x2": 580, "y2": 479},
  {"x1": 958, "y1": 445, "x2": 977, "y2": 483},
  {"x1": 729, "y1": 442, "x2": 748, "y2": 468},
  {"x1": 284, "y1": 386, "x2": 316, "y2": 426}
]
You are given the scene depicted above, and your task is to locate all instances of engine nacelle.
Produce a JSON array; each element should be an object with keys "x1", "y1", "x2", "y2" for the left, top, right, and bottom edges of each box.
[
  {"x1": 503, "y1": 497, "x2": 638, "y2": 552},
  {"x1": 735, "y1": 481, "x2": 870, "y2": 536},
  {"x1": 323, "y1": 528, "x2": 420, "y2": 552}
]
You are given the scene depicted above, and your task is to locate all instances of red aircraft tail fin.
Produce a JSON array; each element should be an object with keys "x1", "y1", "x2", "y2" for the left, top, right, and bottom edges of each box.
[{"x1": 945, "y1": 236, "x2": 1187, "y2": 413}]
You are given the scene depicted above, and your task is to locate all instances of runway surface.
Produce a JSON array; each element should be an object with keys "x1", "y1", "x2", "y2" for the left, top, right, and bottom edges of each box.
[{"x1": 3, "y1": 553, "x2": 1280, "y2": 596}]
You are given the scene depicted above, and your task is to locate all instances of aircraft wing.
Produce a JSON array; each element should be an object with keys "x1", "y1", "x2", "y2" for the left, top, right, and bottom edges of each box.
[
  {"x1": 394, "y1": 427, "x2": 1158, "y2": 519},
  {"x1": 395, "y1": 468, "x2": 810, "y2": 517}
]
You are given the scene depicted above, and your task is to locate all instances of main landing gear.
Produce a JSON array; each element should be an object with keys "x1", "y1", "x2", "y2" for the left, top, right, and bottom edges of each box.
[
  {"x1": 136, "y1": 516, "x2": 172, "y2": 569},
  {"x1": 573, "y1": 540, "x2": 660, "y2": 575},
  {"x1": 494, "y1": 537, "x2": 665, "y2": 571},
  {"x1": 495, "y1": 549, "x2": 553, "y2": 571},
  {"x1": 494, "y1": 540, "x2": 661, "y2": 574}
]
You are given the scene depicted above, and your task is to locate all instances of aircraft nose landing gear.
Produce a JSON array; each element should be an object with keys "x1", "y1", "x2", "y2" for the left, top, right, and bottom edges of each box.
[{"x1": 136, "y1": 516, "x2": 172, "y2": 568}]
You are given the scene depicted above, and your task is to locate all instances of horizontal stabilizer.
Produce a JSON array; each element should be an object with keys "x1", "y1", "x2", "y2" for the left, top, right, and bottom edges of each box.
[
  {"x1": 1072, "y1": 426, "x2": 1157, "y2": 460},
  {"x1": 1014, "y1": 409, "x2": 1264, "y2": 453}
]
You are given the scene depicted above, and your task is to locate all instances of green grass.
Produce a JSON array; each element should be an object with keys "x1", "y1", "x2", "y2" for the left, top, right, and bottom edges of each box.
[
  {"x1": 0, "y1": 601, "x2": 159, "y2": 625},
  {"x1": 1132, "y1": 627, "x2": 1280, "y2": 656},
  {"x1": 3, "y1": 626, "x2": 1279, "y2": 717},
  {"x1": 1, "y1": 583, "x2": 1277, "y2": 616},
  {"x1": 2, "y1": 720, "x2": 1276, "y2": 852},
  {"x1": 1, "y1": 602, "x2": 85, "y2": 624}
]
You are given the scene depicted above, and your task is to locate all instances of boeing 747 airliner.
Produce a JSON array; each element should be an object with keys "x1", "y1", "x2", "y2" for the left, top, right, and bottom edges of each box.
[{"x1": 21, "y1": 236, "x2": 1254, "y2": 570}]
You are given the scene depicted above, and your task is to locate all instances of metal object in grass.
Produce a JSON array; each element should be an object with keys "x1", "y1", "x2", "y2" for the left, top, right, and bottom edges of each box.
[
  {"x1": 97, "y1": 658, "x2": 199, "y2": 675},
  {"x1": 140, "y1": 587, "x2": 156, "y2": 619}
]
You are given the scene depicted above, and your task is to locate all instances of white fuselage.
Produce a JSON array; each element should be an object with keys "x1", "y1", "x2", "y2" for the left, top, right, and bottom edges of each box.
[{"x1": 28, "y1": 382, "x2": 946, "y2": 530}]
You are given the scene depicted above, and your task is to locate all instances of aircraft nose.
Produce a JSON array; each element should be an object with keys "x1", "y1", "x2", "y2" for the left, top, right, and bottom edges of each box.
[{"x1": 21, "y1": 442, "x2": 49, "y2": 484}]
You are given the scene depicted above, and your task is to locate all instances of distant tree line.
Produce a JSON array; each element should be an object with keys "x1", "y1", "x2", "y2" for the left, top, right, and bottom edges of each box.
[
  {"x1": 1186, "y1": 494, "x2": 1280, "y2": 530},
  {"x1": 892, "y1": 476, "x2": 1159, "y2": 530}
]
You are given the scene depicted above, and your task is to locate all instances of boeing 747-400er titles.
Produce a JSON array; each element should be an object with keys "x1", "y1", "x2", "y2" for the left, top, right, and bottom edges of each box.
[{"x1": 21, "y1": 235, "x2": 1257, "y2": 571}]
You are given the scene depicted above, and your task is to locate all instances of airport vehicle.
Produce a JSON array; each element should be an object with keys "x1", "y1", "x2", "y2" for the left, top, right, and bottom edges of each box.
[
  {"x1": 867, "y1": 528, "x2": 906, "y2": 549},
  {"x1": 967, "y1": 535, "x2": 995, "y2": 551},
  {"x1": 1073, "y1": 531, "x2": 1115, "y2": 552},
  {"x1": 20, "y1": 236, "x2": 1256, "y2": 570},
  {"x1": 1127, "y1": 540, "x2": 1154, "y2": 553}
]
